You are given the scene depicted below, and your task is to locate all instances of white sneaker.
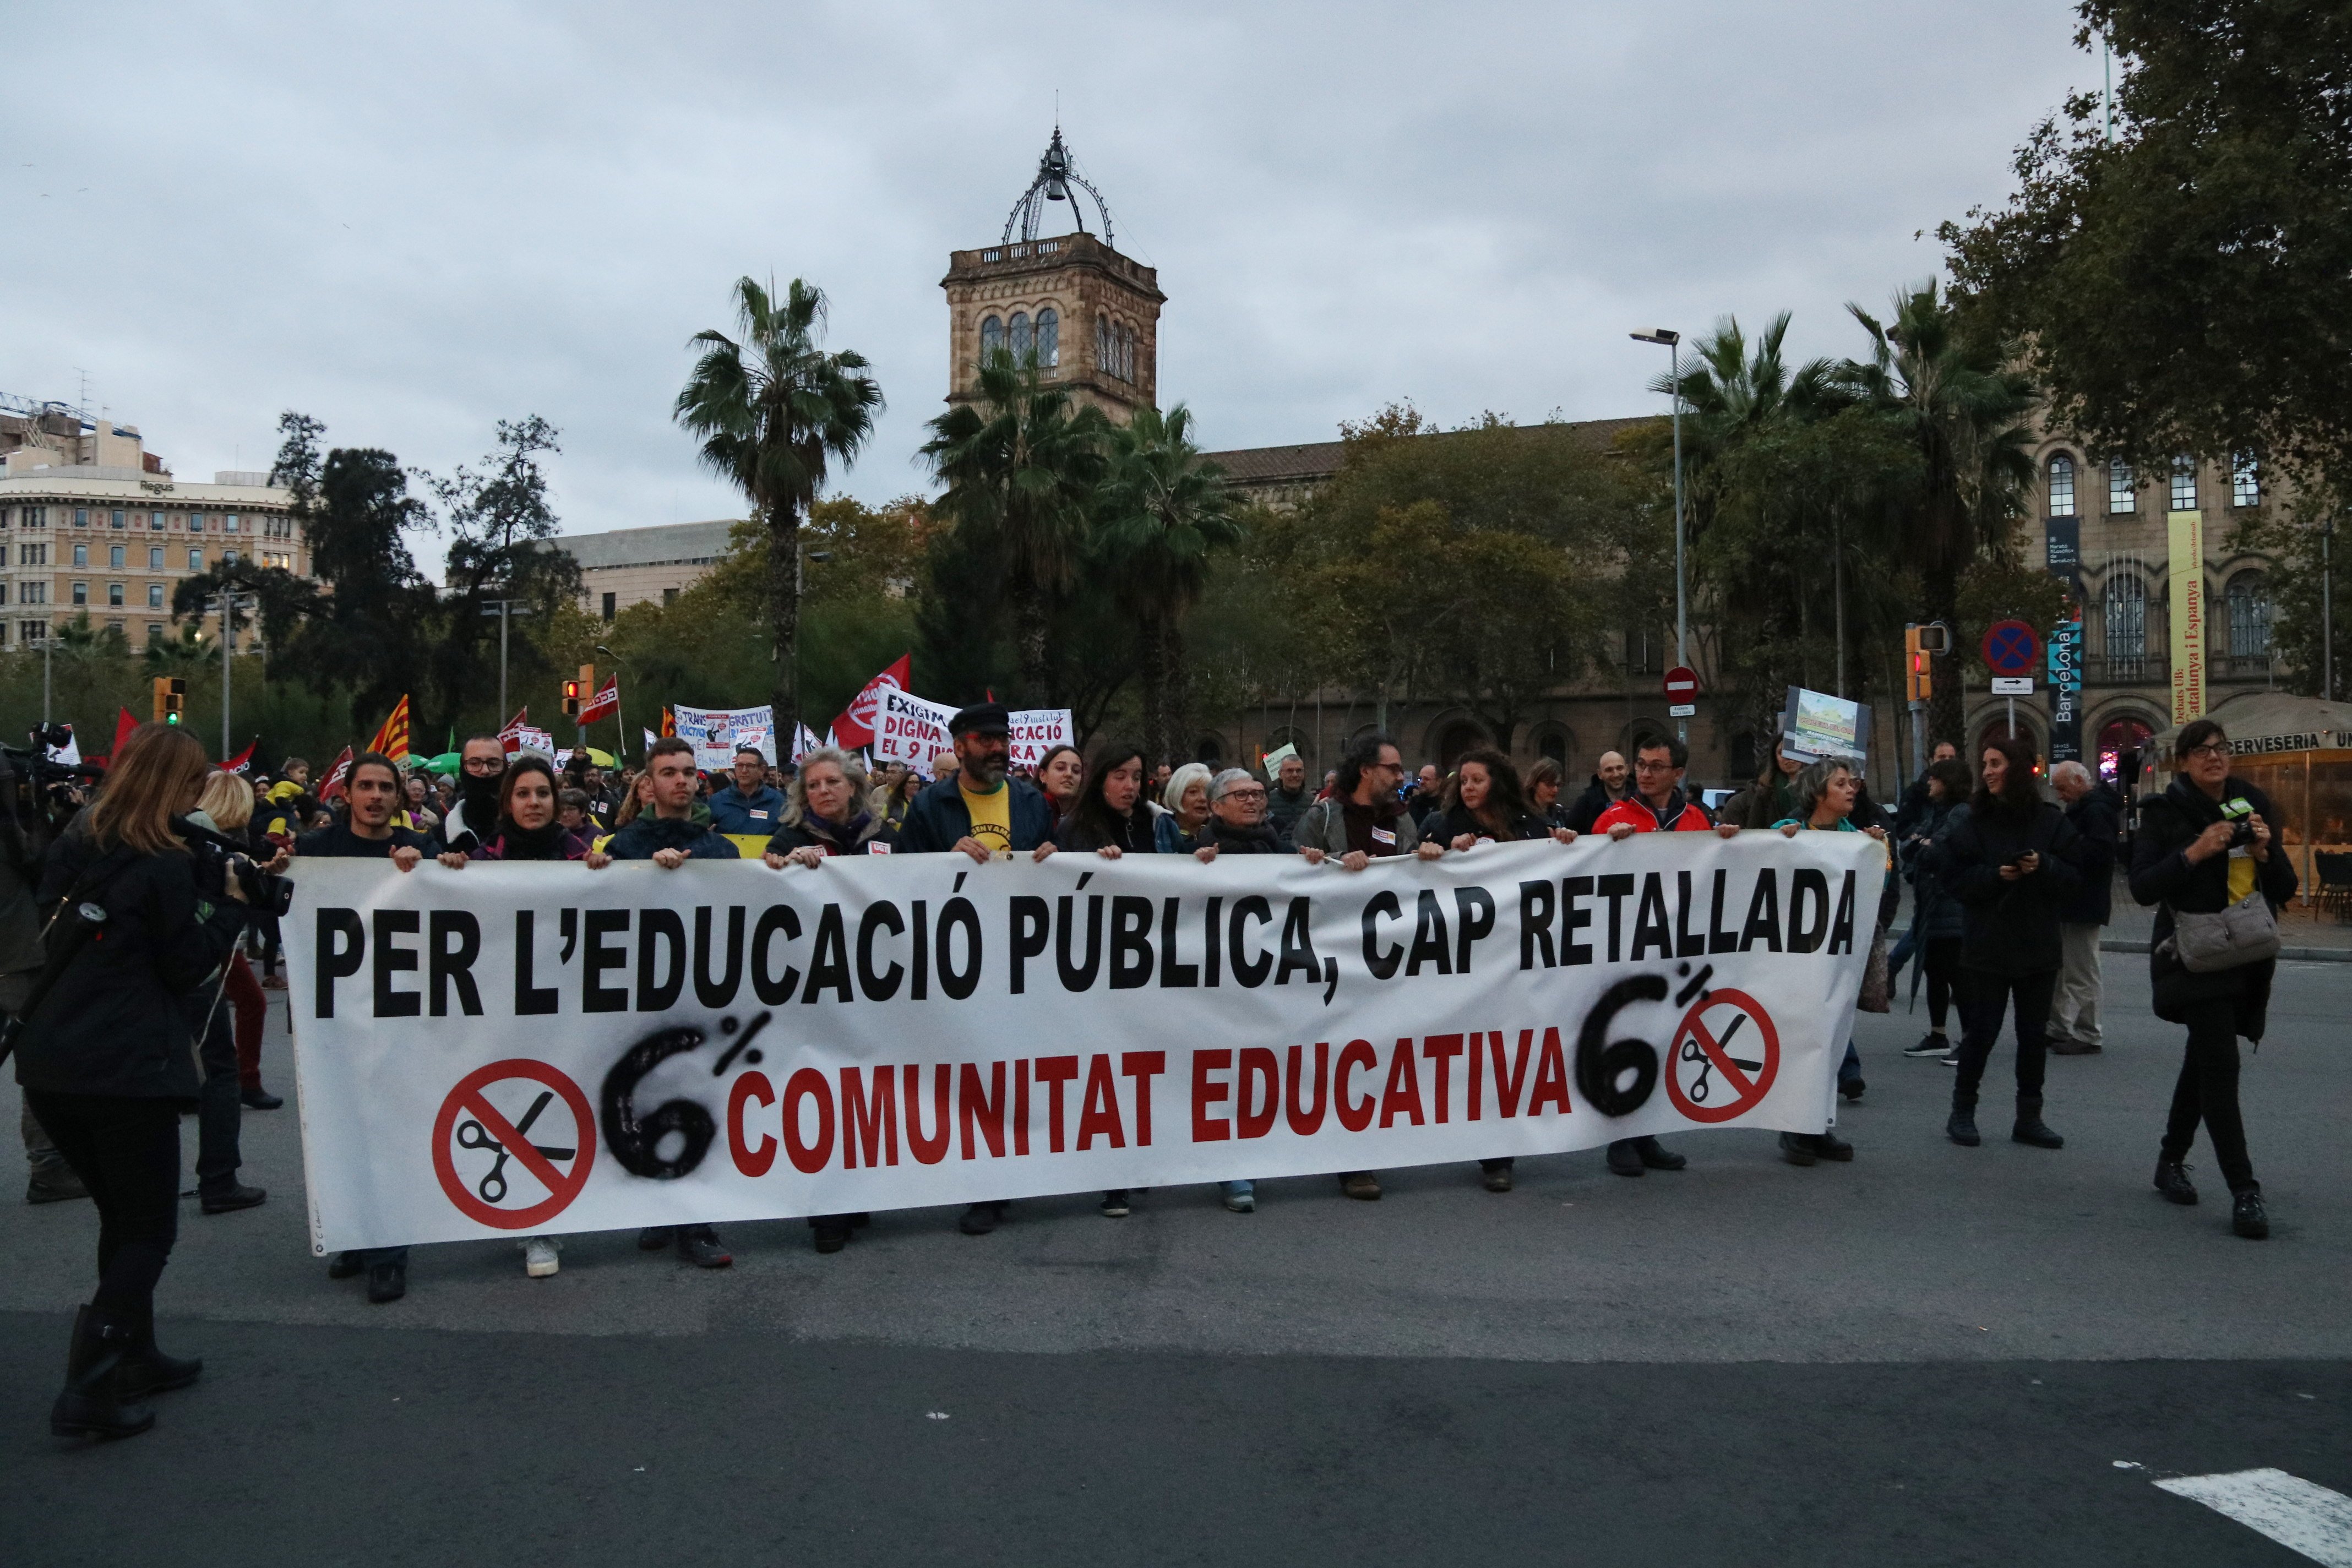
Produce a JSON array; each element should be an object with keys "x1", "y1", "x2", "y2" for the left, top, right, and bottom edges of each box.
[{"x1": 523, "y1": 1237, "x2": 561, "y2": 1277}]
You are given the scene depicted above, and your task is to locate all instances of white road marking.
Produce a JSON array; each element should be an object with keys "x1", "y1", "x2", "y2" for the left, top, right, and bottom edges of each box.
[{"x1": 2154, "y1": 1468, "x2": 2352, "y2": 1566}]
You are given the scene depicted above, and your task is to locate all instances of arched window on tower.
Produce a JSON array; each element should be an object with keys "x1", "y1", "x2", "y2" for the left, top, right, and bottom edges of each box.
[
  {"x1": 979, "y1": 315, "x2": 1004, "y2": 362},
  {"x1": 2048, "y1": 453, "x2": 2076, "y2": 516},
  {"x1": 2225, "y1": 571, "x2": 2273, "y2": 662},
  {"x1": 1120, "y1": 323, "x2": 1136, "y2": 383},
  {"x1": 1008, "y1": 312, "x2": 1031, "y2": 363},
  {"x1": 2104, "y1": 570, "x2": 2148, "y2": 678},
  {"x1": 1035, "y1": 307, "x2": 1059, "y2": 368},
  {"x1": 1095, "y1": 314, "x2": 1110, "y2": 375}
]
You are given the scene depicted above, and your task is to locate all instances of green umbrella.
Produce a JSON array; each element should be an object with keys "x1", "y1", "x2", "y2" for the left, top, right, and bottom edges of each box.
[{"x1": 422, "y1": 752, "x2": 461, "y2": 776}]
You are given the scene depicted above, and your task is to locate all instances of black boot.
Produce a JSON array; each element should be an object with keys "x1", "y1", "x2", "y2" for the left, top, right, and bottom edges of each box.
[
  {"x1": 2153, "y1": 1155, "x2": 2198, "y2": 1206},
  {"x1": 1946, "y1": 1098, "x2": 1981, "y2": 1147},
  {"x1": 2012, "y1": 1096, "x2": 2064, "y2": 1149},
  {"x1": 51, "y1": 1306, "x2": 155, "y2": 1441},
  {"x1": 117, "y1": 1304, "x2": 202, "y2": 1401},
  {"x1": 2231, "y1": 1188, "x2": 2269, "y2": 1240}
]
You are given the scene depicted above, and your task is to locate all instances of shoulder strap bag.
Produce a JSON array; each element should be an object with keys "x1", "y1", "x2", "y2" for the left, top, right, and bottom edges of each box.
[
  {"x1": 0, "y1": 847, "x2": 138, "y2": 1068},
  {"x1": 2164, "y1": 888, "x2": 2281, "y2": 973}
]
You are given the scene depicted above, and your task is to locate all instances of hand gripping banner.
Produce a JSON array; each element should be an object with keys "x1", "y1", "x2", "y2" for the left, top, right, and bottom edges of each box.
[{"x1": 284, "y1": 833, "x2": 1877, "y2": 1252}]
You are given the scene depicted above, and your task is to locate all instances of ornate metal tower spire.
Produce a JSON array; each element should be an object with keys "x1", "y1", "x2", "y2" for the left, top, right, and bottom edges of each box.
[{"x1": 1001, "y1": 126, "x2": 1116, "y2": 251}]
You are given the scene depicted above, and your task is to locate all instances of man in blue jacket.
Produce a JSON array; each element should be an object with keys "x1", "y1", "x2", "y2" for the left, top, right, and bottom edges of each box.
[
  {"x1": 608, "y1": 739, "x2": 743, "y2": 868},
  {"x1": 896, "y1": 704, "x2": 1059, "y2": 865},
  {"x1": 705, "y1": 745, "x2": 786, "y2": 835}
]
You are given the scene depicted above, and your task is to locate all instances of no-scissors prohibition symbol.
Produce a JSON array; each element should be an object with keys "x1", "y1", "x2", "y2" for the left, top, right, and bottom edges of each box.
[
  {"x1": 432, "y1": 1059, "x2": 596, "y2": 1230},
  {"x1": 1664, "y1": 989, "x2": 1781, "y2": 1124}
]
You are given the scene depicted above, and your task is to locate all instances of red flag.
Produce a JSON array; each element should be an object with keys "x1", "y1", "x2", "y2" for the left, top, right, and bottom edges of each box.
[
  {"x1": 579, "y1": 675, "x2": 620, "y2": 725},
  {"x1": 222, "y1": 739, "x2": 257, "y2": 774},
  {"x1": 317, "y1": 746, "x2": 355, "y2": 802},
  {"x1": 660, "y1": 706, "x2": 676, "y2": 738},
  {"x1": 832, "y1": 653, "x2": 911, "y2": 748},
  {"x1": 112, "y1": 706, "x2": 139, "y2": 758}
]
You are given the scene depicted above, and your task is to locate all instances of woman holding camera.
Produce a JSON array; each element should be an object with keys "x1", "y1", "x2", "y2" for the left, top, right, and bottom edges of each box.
[
  {"x1": 2131, "y1": 718, "x2": 2297, "y2": 1239},
  {"x1": 13, "y1": 722, "x2": 249, "y2": 1440}
]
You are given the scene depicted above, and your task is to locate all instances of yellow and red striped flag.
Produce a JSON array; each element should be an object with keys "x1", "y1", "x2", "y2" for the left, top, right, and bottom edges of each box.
[{"x1": 367, "y1": 694, "x2": 411, "y2": 760}]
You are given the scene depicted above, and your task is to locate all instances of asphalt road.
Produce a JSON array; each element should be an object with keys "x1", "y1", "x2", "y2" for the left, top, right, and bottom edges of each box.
[{"x1": 5, "y1": 959, "x2": 2348, "y2": 1566}]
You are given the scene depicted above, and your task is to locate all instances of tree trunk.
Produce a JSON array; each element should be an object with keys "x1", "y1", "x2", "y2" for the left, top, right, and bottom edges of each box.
[
  {"x1": 1162, "y1": 618, "x2": 1194, "y2": 767},
  {"x1": 1925, "y1": 558, "x2": 1963, "y2": 747},
  {"x1": 1137, "y1": 609, "x2": 1171, "y2": 767},
  {"x1": 1014, "y1": 585, "x2": 1052, "y2": 707},
  {"x1": 766, "y1": 501, "x2": 800, "y2": 749}
]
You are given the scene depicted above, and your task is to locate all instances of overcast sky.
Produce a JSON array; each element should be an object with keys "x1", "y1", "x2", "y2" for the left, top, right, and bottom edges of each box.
[{"x1": 4, "y1": 2, "x2": 2098, "y2": 569}]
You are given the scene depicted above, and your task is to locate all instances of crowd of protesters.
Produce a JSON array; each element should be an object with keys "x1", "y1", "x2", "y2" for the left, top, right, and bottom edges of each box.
[{"x1": 3, "y1": 700, "x2": 2300, "y2": 1439}]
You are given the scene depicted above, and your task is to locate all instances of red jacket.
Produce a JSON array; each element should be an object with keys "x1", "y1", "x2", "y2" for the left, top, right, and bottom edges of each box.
[{"x1": 1593, "y1": 790, "x2": 1715, "y2": 834}]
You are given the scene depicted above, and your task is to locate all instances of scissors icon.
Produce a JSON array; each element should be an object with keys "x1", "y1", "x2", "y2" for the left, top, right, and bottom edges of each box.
[
  {"x1": 455, "y1": 1091, "x2": 576, "y2": 1205},
  {"x1": 1678, "y1": 1012, "x2": 1765, "y2": 1104}
]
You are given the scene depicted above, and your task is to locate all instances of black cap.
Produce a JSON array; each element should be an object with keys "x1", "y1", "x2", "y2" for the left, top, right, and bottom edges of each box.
[{"x1": 949, "y1": 701, "x2": 1010, "y2": 738}]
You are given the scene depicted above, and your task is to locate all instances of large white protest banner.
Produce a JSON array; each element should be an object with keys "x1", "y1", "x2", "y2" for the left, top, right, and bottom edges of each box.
[
  {"x1": 673, "y1": 704, "x2": 775, "y2": 769},
  {"x1": 869, "y1": 686, "x2": 957, "y2": 767},
  {"x1": 1007, "y1": 708, "x2": 1072, "y2": 767},
  {"x1": 284, "y1": 833, "x2": 1875, "y2": 1253}
]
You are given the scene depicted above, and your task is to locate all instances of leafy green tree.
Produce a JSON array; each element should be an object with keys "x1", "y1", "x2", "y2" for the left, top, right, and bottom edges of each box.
[
  {"x1": 1096, "y1": 405, "x2": 1244, "y2": 766},
  {"x1": 423, "y1": 415, "x2": 578, "y2": 724},
  {"x1": 1942, "y1": 1, "x2": 2352, "y2": 496},
  {"x1": 277, "y1": 447, "x2": 437, "y2": 729},
  {"x1": 921, "y1": 352, "x2": 1109, "y2": 701},
  {"x1": 2230, "y1": 497, "x2": 2349, "y2": 698},
  {"x1": 1834, "y1": 282, "x2": 2039, "y2": 741},
  {"x1": 675, "y1": 277, "x2": 883, "y2": 741}
]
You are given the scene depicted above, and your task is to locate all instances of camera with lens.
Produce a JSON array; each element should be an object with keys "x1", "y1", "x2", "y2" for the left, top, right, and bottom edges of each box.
[{"x1": 171, "y1": 815, "x2": 297, "y2": 918}]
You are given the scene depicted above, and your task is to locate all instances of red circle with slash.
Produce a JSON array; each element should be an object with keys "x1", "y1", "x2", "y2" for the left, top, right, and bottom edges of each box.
[
  {"x1": 1664, "y1": 988, "x2": 1782, "y2": 1124},
  {"x1": 431, "y1": 1059, "x2": 596, "y2": 1229}
]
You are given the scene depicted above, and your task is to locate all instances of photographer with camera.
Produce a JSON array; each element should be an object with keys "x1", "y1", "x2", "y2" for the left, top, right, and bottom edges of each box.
[
  {"x1": 291, "y1": 751, "x2": 431, "y2": 1300},
  {"x1": 4, "y1": 741, "x2": 89, "y2": 1206},
  {"x1": 10, "y1": 722, "x2": 252, "y2": 1441},
  {"x1": 178, "y1": 772, "x2": 278, "y2": 1216}
]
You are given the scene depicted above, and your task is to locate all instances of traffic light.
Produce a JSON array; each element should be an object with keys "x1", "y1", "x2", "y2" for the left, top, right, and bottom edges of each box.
[
  {"x1": 1904, "y1": 622, "x2": 1951, "y2": 702},
  {"x1": 151, "y1": 675, "x2": 186, "y2": 725},
  {"x1": 561, "y1": 678, "x2": 583, "y2": 719}
]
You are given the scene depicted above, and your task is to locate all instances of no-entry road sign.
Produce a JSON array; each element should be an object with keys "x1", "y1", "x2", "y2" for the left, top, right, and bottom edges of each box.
[
  {"x1": 1981, "y1": 619, "x2": 2041, "y2": 677},
  {"x1": 1663, "y1": 666, "x2": 1700, "y2": 702}
]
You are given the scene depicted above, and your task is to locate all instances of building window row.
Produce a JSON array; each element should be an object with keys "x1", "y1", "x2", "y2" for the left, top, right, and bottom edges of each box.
[
  {"x1": 2049, "y1": 453, "x2": 2264, "y2": 515},
  {"x1": 977, "y1": 307, "x2": 1061, "y2": 368},
  {"x1": 3, "y1": 505, "x2": 269, "y2": 534},
  {"x1": 1097, "y1": 314, "x2": 1139, "y2": 383}
]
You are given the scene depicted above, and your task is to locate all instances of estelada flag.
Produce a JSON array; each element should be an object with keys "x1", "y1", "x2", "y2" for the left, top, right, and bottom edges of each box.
[
  {"x1": 367, "y1": 695, "x2": 411, "y2": 760},
  {"x1": 579, "y1": 675, "x2": 620, "y2": 725},
  {"x1": 222, "y1": 739, "x2": 257, "y2": 774},
  {"x1": 832, "y1": 652, "x2": 911, "y2": 748},
  {"x1": 317, "y1": 745, "x2": 356, "y2": 802}
]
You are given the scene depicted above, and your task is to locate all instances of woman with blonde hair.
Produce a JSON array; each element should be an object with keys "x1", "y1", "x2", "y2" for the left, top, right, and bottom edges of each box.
[
  {"x1": 183, "y1": 772, "x2": 280, "y2": 1213},
  {"x1": 14, "y1": 723, "x2": 253, "y2": 1440}
]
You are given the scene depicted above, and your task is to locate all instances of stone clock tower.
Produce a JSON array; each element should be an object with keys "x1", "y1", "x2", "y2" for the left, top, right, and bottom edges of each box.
[{"x1": 942, "y1": 128, "x2": 1164, "y2": 423}]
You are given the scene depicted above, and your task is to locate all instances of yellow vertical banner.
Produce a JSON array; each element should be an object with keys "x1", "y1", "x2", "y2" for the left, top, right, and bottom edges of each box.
[{"x1": 2166, "y1": 508, "x2": 2206, "y2": 725}]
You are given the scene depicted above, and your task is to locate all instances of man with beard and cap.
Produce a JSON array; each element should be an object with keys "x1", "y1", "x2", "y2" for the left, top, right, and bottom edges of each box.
[
  {"x1": 895, "y1": 703, "x2": 1058, "y2": 1239},
  {"x1": 432, "y1": 734, "x2": 509, "y2": 856}
]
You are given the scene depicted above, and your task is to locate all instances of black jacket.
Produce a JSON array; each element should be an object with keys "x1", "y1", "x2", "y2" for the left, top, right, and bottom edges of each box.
[
  {"x1": 1893, "y1": 776, "x2": 1937, "y2": 843},
  {"x1": 1900, "y1": 799, "x2": 1968, "y2": 944},
  {"x1": 1264, "y1": 785, "x2": 1315, "y2": 847},
  {"x1": 1055, "y1": 807, "x2": 1157, "y2": 854},
  {"x1": 1935, "y1": 797, "x2": 2084, "y2": 976},
  {"x1": 1422, "y1": 803, "x2": 1554, "y2": 846},
  {"x1": 13, "y1": 830, "x2": 248, "y2": 1100},
  {"x1": 1195, "y1": 818, "x2": 1287, "y2": 855},
  {"x1": 2129, "y1": 776, "x2": 2298, "y2": 1035},
  {"x1": 607, "y1": 815, "x2": 741, "y2": 861},
  {"x1": 897, "y1": 776, "x2": 1057, "y2": 854},
  {"x1": 1561, "y1": 777, "x2": 1626, "y2": 835},
  {"x1": 765, "y1": 810, "x2": 890, "y2": 857},
  {"x1": 2058, "y1": 790, "x2": 2119, "y2": 925}
]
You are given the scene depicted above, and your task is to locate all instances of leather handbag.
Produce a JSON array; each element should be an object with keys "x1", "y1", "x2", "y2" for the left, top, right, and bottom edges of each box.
[
  {"x1": 2166, "y1": 890, "x2": 2282, "y2": 973},
  {"x1": 1856, "y1": 932, "x2": 1892, "y2": 1012}
]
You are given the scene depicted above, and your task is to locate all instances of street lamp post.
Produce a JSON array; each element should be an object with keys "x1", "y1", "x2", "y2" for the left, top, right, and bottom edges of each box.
[
  {"x1": 215, "y1": 587, "x2": 257, "y2": 760},
  {"x1": 2324, "y1": 513, "x2": 2337, "y2": 703},
  {"x1": 1630, "y1": 329, "x2": 1687, "y2": 744},
  {"x1": 480, "y1": 597, "x2": 533, "y2": 721}
]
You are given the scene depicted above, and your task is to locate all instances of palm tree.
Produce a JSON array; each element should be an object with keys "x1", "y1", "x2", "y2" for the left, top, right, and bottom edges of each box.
[
  {"x1": 921, "y1": 351, "x2": 1108, "y2": 701},
  {"x1": 1837, "y1": 281, "x2": 2038, "y2": 741},
  {"x1": 676, "y1": 277, "x2": 883, "y2": 739},
  {"x1": 1096, "y1": 405, "x2": 1244, "y2": 766}
]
